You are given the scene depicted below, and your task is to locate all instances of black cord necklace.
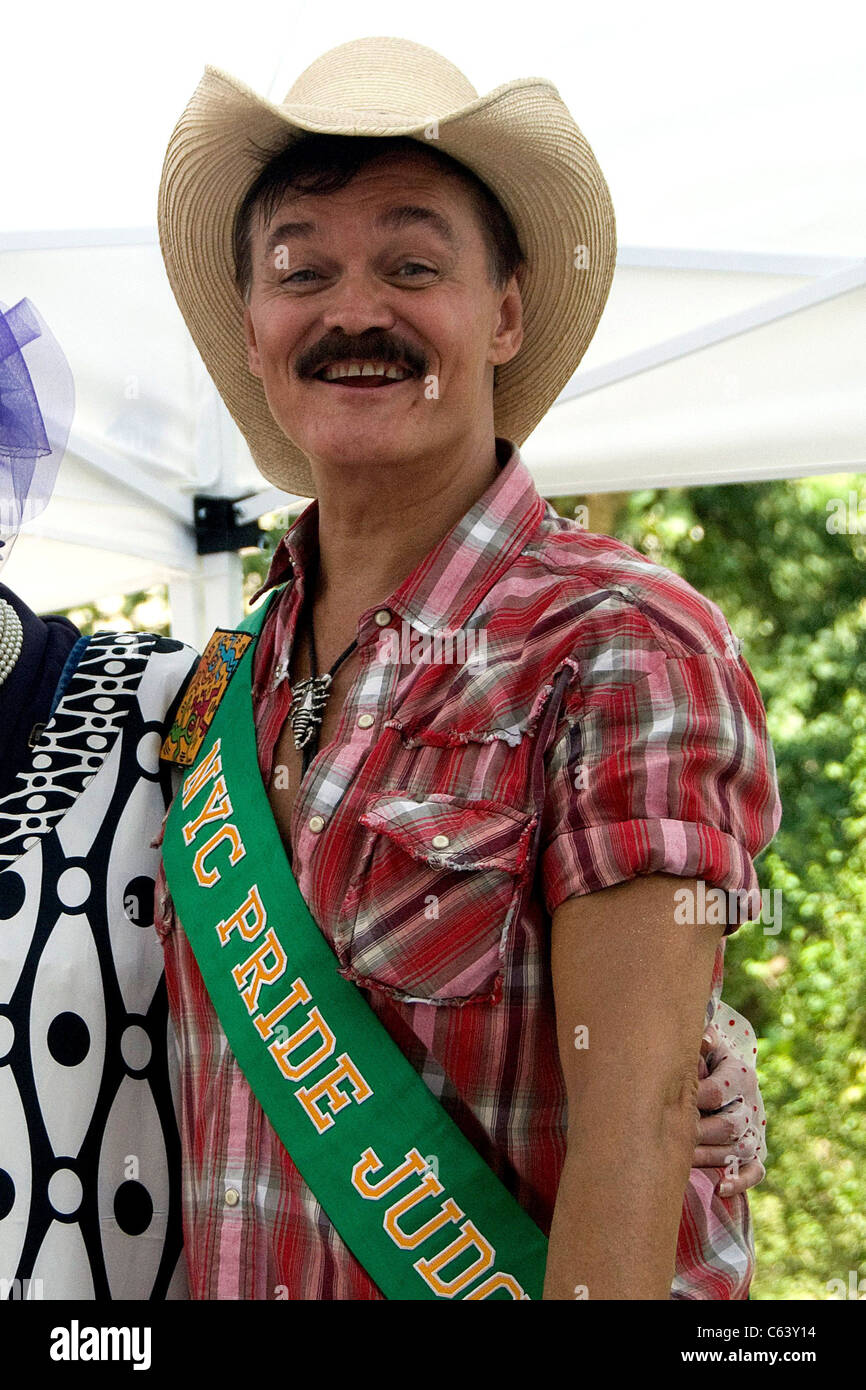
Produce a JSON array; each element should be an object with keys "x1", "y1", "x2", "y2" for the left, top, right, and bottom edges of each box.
[{"x1": 289, "y1": 581, "x2": 358, "y2": 774}]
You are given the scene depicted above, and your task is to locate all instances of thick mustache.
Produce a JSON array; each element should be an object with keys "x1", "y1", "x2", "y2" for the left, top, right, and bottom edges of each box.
[{"x1": 298, "y1": 338, "x2": 427, "y2": 378}]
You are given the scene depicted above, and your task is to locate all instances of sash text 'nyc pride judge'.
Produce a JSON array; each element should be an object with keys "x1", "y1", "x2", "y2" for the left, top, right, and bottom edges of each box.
[{"x1": 163, "y1": 642, "x2": 548, "y2": 1302}]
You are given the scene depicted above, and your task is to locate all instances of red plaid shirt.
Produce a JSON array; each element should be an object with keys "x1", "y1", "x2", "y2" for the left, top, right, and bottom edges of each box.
[{"x1": 155, "y1": 438, "x2": 782, "y2": 1299}]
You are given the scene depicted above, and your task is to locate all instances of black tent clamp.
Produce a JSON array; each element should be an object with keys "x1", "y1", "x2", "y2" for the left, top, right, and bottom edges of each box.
[{"x1": 193, "y1": 495, "x2": 264, "y2": 556}]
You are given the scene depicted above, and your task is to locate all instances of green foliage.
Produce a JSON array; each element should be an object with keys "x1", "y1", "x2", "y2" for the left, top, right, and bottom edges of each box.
[
  {"x1": 559, "y1": 476, "x2": 866, "y2": 1299},
  {"x1": 241, "y1": 510, "x2": 292, "y2": 602},
  {"x1": 60, "y1": 587, "x2": 171, "y2": 638}
]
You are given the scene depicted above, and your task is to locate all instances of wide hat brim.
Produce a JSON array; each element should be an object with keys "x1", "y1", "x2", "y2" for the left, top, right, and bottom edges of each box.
[{"x1": 157, "y1": 37, "x2": 617, "y2": 498}]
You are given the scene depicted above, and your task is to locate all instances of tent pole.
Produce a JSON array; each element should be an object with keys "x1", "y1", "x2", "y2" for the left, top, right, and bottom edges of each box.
[
  {"x1": 558, "y1": 260, "x2": 866, "y2": 403},
  {"x1": 168, "y1": 551, "x2": 244, "y2": 651}
]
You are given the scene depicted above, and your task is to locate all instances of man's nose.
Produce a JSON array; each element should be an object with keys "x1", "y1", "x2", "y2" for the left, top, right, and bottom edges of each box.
[{"x1": 320, "y1": 270, "x2": 396, "y2": 337}]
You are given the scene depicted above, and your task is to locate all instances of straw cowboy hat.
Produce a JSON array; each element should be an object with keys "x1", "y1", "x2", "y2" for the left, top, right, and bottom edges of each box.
[{"x1": 157, "y1": 36, "x2": 617, "y2": 498}]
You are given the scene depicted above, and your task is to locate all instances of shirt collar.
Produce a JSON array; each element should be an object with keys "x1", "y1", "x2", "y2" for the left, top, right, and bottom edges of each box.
[{"x1": 252, "y1": 437, "x2": 546, "y2": 636}]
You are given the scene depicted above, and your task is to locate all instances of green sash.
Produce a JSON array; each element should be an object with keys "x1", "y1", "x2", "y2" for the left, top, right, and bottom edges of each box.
[{"x1": 162, "y1": 593, "x2": 548, "y2": 1300}]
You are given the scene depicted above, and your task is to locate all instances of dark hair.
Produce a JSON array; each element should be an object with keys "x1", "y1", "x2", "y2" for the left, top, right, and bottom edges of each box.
[{"x1": 232, "y1": 133, "x2": 525, "y2": 303}]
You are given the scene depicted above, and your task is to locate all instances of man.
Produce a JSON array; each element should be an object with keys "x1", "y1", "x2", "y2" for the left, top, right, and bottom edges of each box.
[{"x1": 155, "y1": 37, "x2": 779, "y2": 1300}]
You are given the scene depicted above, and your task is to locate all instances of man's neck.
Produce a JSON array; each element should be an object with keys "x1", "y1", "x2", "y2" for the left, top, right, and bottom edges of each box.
[{"x1": 310, "y1": 434, "x2": 503, "y2": 617}]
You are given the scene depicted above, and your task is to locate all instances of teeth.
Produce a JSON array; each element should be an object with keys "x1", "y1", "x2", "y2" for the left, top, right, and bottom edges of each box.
[{"x1": 320, "y1": 359, "x2": 410, "y2": 381}]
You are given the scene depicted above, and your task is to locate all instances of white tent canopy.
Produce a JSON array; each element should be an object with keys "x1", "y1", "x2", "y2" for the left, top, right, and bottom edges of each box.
[
  {"x1": 1, "y1": 235, "x2": 264, "y2": 643},
  {"x1": 2, "y1": 2, "x2": 863, "y2": 648}
]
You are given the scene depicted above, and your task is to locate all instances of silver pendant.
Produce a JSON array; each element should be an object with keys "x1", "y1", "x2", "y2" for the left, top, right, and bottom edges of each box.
[{"x1": 289, "y1": 672, "x2": 333, "y2": 749}]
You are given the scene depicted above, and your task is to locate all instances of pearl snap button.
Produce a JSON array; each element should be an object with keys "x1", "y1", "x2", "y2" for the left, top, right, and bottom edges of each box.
[
  {"x1": 224, "y1": 1188, "x2": 240, "y2": 1207},
  {"x1": 357, "y1": 713, "x2": 375, "y2": 729},
  {"x1": 431, "y1": 834, "x2": 450, "y2": 849},
  {"x1": 308, "y1": 815, "x2": 325, "y2": 833},
  {"x1": 374, "y1": 609, "x2": 392, "y2": 627}
]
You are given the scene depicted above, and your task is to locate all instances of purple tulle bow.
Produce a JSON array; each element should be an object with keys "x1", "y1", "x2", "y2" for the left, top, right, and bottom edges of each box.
[{"x1": 0, "y1": 297, "x2": 74, "y2": 542}]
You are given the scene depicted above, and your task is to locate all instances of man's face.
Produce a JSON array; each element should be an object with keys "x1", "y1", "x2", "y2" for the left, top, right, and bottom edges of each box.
[{"x1": 242, "y1": 151, "x2": 523, "y2": 478}]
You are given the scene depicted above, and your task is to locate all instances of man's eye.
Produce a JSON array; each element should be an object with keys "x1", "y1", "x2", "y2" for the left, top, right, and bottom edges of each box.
[
  {"x1": 396, "y1": 262, "x2": 436, "y2": 278},
  {"x1": 279, "y1": 269, "x2": 318, "y2": 285}
]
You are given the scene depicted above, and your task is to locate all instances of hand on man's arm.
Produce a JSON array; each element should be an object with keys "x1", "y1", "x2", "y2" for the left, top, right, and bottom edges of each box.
[
  {"x1": 695, "y1": 1025, "x2": 766, "y2": 1194},
  {"x1": 543, "y1": 872, "x2": 724, "y2": 1301}
]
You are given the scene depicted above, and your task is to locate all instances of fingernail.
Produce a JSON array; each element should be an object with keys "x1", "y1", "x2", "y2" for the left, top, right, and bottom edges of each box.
[{"x1": 719, "y1": 1183, "x2": 732, "y2": 1196}]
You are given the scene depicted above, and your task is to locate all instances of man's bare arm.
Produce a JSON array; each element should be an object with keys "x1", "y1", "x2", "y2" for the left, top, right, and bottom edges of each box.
[{"x1": 543, "y1": 873, "x2": 724, "y2": 1300}]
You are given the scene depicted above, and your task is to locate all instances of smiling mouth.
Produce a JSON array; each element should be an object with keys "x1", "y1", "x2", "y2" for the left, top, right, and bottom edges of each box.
[{"x1": 311, "y1": 359, "x2": 416, "y2": 388}]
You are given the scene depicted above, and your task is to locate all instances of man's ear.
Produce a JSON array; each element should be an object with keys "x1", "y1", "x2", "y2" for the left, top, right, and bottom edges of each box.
[
  {"x1": 489, "y1": 274, "x2": 524, "y2": 369},
  {"x1": 243, "y1": 306, "x2": 263, "y2": 378}
]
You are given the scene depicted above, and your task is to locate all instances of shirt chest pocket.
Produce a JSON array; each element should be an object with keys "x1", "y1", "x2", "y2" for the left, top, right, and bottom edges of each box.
[{"x1": 337, "y1": 793, "x2": 536, "y2": 1006}]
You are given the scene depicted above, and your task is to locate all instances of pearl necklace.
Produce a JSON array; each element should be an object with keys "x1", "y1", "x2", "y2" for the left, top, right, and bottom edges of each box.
[{"x1": 0, "y1": 598, "x2": 24, "y2": 687}]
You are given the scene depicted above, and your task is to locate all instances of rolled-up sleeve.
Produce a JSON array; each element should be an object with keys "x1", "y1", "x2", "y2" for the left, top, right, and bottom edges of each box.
[
  {"x1": 540, "y1": 647, "x2": 782, "y2": 931},
  {"x1": 539, "y1": 630, "x2": 780, "y2": 1300}
]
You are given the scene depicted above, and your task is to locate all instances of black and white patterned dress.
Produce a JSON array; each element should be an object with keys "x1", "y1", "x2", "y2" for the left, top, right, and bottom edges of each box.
[{"x1": 0, "y1": 628, "x2": 197, "y2": 1299}]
